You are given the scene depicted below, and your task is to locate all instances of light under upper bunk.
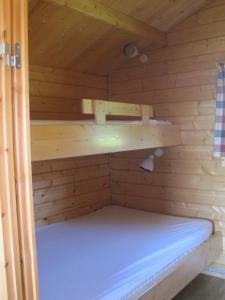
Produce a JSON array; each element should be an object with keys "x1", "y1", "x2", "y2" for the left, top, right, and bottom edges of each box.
[{"x1": 30, "y1": 99, "x2": 181, "y2": 161}]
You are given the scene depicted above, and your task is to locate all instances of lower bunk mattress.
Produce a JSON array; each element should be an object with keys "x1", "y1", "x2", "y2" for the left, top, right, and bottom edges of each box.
[{"x1": 36, "y1": 205, "x2": 213, "y2": 300}]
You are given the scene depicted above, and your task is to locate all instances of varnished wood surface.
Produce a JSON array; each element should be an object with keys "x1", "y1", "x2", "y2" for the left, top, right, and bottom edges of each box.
[
  {"x1": 45, "y1": 0, "x2": 166, "y2": 45},
  {"x1": 32, "y1": 154, "x2": 111, "y2": 226},
  {"x1": 174, "y1": 274, "x2": 225, "y2": 300},
  {"x1": 82, "y1": 99, "x2": 153, "y2": 119},
  {"x1": 29, "y1": 65, "x2": 107, "y2": 120},
  {"x1": 109, "y1": 0, "x2": 225, "y2": 269},
  {"x1": 31, "y1": 123, "x2": 181, "y2": 161},
  {"x1": 28, "y1": 0, "x2": 211, "y2": 74},
  {"x1": 11, "y1": 1, "x2": 40, "y2": 299},
  {"x1": 0, "y1": 1, "x2": 23, "y2": 299}
]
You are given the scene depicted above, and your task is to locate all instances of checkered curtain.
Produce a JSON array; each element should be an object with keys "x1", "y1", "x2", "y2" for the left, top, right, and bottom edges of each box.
[{"x1": 214, "y1": 63, "x2": 225, "y2": 157}]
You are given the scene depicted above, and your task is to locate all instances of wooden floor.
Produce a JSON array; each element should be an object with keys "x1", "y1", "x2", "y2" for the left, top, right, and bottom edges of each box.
[{"x1": 173, "y1": 274, "x2": 225, "y2": 300}]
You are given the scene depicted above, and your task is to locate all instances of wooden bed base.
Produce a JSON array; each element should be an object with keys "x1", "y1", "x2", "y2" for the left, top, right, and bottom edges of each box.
[{"x1": 139, "y1": 233, "x2": 222, "y2": 300}]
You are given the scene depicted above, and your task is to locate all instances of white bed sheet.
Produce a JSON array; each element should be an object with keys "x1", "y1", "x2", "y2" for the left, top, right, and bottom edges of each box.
[{"x1": 36, "y1": 206, "x2": 212, "y2": 300}]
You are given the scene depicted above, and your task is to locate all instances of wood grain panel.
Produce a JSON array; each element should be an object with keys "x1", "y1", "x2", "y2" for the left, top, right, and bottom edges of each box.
[
  {"x1": 32, "y1": 154, "x2": 111, "y2": 226},
  {"x1": 30, "y1": 123, "x2": 181, "y2": 161},
  {"x1": 172, "y1": 3, "x2": 225, "y2": 32},
  {"x1": 30, "y1": 65, "x2": 107, "y2": 89},
  {"x1": 109, "y1": 0, "x2": 225, "y2": 270},
  {"x1": 111, "y1": 69, "x2": 217, "y2": 95},
  {"x1": 117, "y1": 36, "x2": 225, "y2": 70},
  {"x1": 168, "y1": 20, "x2": 225, "y2": 45},
  {"x1": 29, "y1": 64, "x2": 107, "y2": 120},
  {"x1": 0, "y1": 1, "x2": 24, "y2": 298},
  {"x1": 29, "y1": 65, "x2": 110, "y2": 225},
  {"x1": 28, "y1": 0, "x2": 211, "y2": 74},
  {"x1": 45, "y1": 0, "x2": 166, "y2": 45},
  {"x1": 109, "y1": 86, "x2": 215, "y2": 107}
]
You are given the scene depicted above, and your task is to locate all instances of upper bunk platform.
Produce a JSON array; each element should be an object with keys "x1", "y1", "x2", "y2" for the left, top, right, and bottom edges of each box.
[{"x1": 30, "y1": 99, "x2": 181, "y2": 161}]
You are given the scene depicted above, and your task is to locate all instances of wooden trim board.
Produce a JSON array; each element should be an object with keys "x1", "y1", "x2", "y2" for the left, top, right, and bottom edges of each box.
[
  {"x1": 0, "y1": 1, "x2": 23, "y2": 299},
  {"x1": 30, "y1": 123, "x2": 181, "y2": 161},
  {"x1": 11, "y1": 0, "x2": 39, "y2": 299},
  {"x1": 82, "y1": 99, "x2": 154, "y2": 125},
  {"x1": 0, "y1": 197, "x2": 8, "y2": 300},
  {"x1": 139, "y1": 233, "x2": 222, "y2": 300},
  {"x1": 82, "y1": 99, "x2": 154, "y2": 118}
]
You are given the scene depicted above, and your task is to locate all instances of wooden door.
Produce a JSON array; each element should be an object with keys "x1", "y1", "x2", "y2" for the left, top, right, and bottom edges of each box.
[{"x1": 0, "y1": 0, "x2": 39, "y2": 299}]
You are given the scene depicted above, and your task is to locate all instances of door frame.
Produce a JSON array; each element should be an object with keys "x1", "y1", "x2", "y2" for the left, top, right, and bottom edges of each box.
[
  {"x1": 0, "y1": 0, "x2": 24, "y2": 298},
  {"x1": 0, "y1": 0, "x2": 39, "y2": 299}
]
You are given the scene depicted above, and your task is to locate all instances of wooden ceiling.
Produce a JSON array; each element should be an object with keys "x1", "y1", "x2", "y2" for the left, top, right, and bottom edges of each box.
[{"x1": 28, "y1": 0, "x2": 211, "y2": 75}]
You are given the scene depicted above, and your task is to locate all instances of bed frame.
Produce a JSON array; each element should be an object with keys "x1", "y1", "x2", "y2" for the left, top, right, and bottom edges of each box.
[
  {"x1": 30, "y1": 99, "x2": 181, "y2": 161},
  {"x1": 139, "y1": 233, "x2": 222, "y2": 300}
]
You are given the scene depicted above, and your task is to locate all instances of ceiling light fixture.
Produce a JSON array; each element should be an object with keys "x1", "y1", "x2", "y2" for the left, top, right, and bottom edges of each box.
[{"x1": 124, "y1": 43, "x2": 148, "y2": 63}]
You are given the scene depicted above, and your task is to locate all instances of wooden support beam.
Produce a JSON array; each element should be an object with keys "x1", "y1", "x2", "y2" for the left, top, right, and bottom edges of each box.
[
  {"x1": 82, "y1": 99, "x2": 154, "y2": 119},
  {"x1": 94, "y1": 100, "x2": 106, "y2": 124},
  {"x1": 45, "y1": 0, "x2": 166, "y2": 45},
  {"x1": 30, "y1": 123, "x2": 181, "y2": 161},
  {"x1": 141, "y1": 105, "x2": 151, "y2": 124}
]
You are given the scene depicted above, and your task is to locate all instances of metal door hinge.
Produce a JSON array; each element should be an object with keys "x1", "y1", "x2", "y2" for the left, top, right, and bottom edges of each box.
[
  {"x1": 0, "y1": 42, "x2": 9, "y2": 56},
  {"x1": 0, "y1": 42, "x2": 21, "y2": 69}
]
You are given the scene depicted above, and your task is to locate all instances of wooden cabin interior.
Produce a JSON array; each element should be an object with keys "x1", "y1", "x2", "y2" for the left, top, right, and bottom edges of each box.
[{"x1": 2, "y1": 0, "x2": 225, "y2": 299}]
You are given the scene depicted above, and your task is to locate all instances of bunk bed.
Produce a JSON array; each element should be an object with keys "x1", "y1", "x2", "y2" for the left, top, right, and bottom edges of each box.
[
  {"x1": 30, "y1": 99, "x2": 181, "y2": 161},
  {"x1": 32, "y1": 99, "x2": 222, "y2": 299}
]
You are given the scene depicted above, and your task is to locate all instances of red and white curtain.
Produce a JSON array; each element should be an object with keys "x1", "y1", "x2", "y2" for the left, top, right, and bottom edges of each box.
[{"x1": 214, "y1": 63, "x2": 225, "y2": 157}]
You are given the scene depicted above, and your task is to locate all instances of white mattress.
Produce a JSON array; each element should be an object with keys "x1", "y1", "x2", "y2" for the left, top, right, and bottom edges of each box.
[{"x1": 36, "y1": 206, "x2": 212, "y2": 300}]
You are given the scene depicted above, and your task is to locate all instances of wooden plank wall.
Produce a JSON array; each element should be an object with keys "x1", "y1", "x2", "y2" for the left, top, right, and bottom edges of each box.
[
  {"x1": 109, "y1": 0, "x2": 225, "y2": 269},
  {"x1": 32, "y1": 154, "x2": 111, "y2": 226},
  {"x1": 29, "y1": 65, "x2": 110, "y2": 226},
  {"x1": 29, "y1": 65, "x2": 108, "y2": 120}
]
